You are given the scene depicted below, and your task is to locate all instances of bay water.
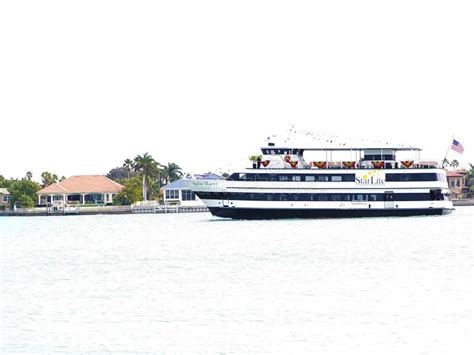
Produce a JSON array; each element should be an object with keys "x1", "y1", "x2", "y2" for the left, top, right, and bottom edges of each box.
[{"x1": 1, "y1": 208, "x2": 473, "y2": 354}]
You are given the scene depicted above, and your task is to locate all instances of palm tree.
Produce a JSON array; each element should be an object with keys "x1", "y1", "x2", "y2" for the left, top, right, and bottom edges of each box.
[
  {"x1": 123, "y1": 158, "x2": 134, "y2": 179},
  {"x1": 133, "y1": 153, "x2": 161, "y2": 200},
  {"x1": 162, "y1": 162, "x2": 183, "y2": 185},
  {"x1": 26, "y1": 171, "x2": 33, "y2": 180},
  {"x1": 450, "y1": 159, "x2": 459, "y2": 170}
]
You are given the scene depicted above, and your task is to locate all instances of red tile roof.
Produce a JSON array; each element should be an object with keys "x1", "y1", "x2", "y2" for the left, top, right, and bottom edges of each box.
[
  {"x1": 38, "y1": 175, "x2": 123, "y2": 194},
  {"x1": 447, "y1": 170, "x2": 467, "y2": 178}
]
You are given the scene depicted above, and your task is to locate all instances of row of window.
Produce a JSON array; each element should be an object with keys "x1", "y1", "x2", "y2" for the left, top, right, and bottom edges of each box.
[
  {"x1": 197, "y1": 191, "x2": 447, "y2": 202},
  {"x1": 228, "y1": 173, "x2": 356, "y2": 182},
  {"x1": 363, "y1": 154, "x2": 396, "y2": 161},
  {"x1": 450, "y1": 179, "x2": 462, "y2": 187},
  {"x1": 261, "y1": 149, "x2": 303, "y2": 155},
  {"x1": 385, "y1": 173, "x2": 443, "y2": 182},
  {"x1": 165, "y1": 189, "x2": 197, "y2": 201},
  {"x1": 227, "y1": 173, "x2": 443, "y2": 182}
]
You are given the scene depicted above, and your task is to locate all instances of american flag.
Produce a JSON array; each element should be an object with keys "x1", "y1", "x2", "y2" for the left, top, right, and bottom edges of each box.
[{"x1": 451, "y1": 139, "x2": 464, "y2": 154}]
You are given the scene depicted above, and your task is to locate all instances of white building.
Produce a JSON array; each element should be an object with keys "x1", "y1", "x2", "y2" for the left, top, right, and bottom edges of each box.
[
  {"x1": 0, "y1": 188, "x2": 10, "y2": 209},
  {"x1": 162, "y1": 179, "x2": 206, "y2": 207}
]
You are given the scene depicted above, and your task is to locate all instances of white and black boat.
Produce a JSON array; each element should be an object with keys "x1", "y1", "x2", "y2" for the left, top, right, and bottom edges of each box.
[{"x1": 188, "y1": 145, "x2": 453, "y2": 219}]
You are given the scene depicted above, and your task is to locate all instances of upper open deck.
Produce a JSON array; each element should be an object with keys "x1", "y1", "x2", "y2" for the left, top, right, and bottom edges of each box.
[{"x1": 251, "y1": 145, "x2": 436, "y2": 170}]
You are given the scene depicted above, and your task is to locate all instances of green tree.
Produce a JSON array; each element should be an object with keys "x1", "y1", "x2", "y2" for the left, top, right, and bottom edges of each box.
[
  {"x1": 26, "y1": 171, "x2": 33, "y2": 180},
  {"x1": 8, "y1": 179, "x2": 40, "y2": 208},
  {"x1": 133, "y1": 153, "x2": 161, "y2": 201},
  {"x1": 41, "y1": 171, "x2": 59, "y2": 188},
  {"x1": 449, "y1": 159, "x2": 459, "y2": 170},
  {"x1": 107, "y1": 167, "x2": 130, "y2": 181},
  {"x1": 113, "y1": 177, "x2": 142, "y2": 205},
  {"x1": 466, "y1": 163, "x2": 474, "y2": 193},
  {"x1": 146, "y1": 179, "x2": 162, "y2": 201},
  {"x1": 123, "y1": 158, "x2": 134, "y2": 179},
  {"x1": 162, "y1": 162, "x2": 183, "y2": 185},
  {"x1": 0, "y1": 175, "x2": 10, "y2": 188}
]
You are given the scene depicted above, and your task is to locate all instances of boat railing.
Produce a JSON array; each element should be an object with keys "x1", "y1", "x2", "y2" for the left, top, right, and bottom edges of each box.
[{"x1": 251, "y1": 159, "x2": 440, "y2": 170}]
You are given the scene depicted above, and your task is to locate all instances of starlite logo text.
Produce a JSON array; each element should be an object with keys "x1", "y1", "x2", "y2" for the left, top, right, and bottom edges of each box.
[{"x1": 355, "y1": 170, "x2": 385, "y2": 185}]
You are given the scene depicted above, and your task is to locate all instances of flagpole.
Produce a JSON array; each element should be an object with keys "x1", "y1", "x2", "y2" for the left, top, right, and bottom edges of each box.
[{"x1": 441, "y1": 134, "x2": 454, "y2": 168}]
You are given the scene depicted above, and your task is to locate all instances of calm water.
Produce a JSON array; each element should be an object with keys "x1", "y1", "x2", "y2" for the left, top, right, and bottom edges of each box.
[{"x1": 1, "y1": 208, "x2": 473, "y2": 354}]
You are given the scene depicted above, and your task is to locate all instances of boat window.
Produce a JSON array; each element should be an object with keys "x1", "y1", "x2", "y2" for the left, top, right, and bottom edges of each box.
[
  {"x1": 305, "y1": 176, "x2": 315, "y2": 182},
  {"x1": 353, "y1": 194, "x2": 367, "y2": 201},
  {"x1": 256, "y1": 174, "x2": 268, "y2": 181},
  {"x1": 239, "y1": 173, "x2": 246, "y2": 181},
  {"x1": 331, "y1": 175, "x2": 342, "y2": 182},
  {"x1": 364, "y1": 154, "x2": 395, "y2": 160},
  {"x1": 386, "y1": 173, "x2": 438, "y2": 182},
  {"x1": 292, "y1": 175, "x2": 301, "y2": 182},
  {"x1": 317, "y1": 175, "x2": 329, "y2": 182},
  {"x1": 394, "y1": 193, "x2": 430, "y2": 201},
  {"x1": 279, "y1": 175, "x2": 289, "y2": 181},
  {"x1": 437, "y1": 173, "x2": 446, "y2": 182},
  {"x1": 430, "y1": 189, "x2": 443, "y2": 201}
]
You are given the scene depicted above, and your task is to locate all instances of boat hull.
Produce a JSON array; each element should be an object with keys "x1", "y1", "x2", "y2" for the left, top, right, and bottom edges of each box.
[{"x1": 208, "y1": 207, "x2": 452, "y2": 219}]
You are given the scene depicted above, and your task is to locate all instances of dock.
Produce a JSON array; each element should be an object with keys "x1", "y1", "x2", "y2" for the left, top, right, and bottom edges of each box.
[{"x1": 0, "y1": 204, "x2": 209, "y2": 217}]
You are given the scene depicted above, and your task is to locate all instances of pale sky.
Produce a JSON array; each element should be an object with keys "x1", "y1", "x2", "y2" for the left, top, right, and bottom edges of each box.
[{"x1": 1, "y1": 0, "x2": 473, "y2": 180}]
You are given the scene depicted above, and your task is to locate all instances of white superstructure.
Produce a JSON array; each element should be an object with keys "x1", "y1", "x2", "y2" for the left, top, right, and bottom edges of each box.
[{"x1": 189, "y1": 145, "x2": 453, "y2": 219}]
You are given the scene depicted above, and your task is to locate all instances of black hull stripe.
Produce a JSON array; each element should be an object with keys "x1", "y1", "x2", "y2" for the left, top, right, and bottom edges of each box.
[{"x1": 208, "y1": 207, "x2": 449, "y2": 219}]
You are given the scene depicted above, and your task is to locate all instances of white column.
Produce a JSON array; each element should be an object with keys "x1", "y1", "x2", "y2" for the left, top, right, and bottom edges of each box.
[
  {"x1": 81, "y1": 194, "x2": 86, "y2": 204},
  {"x1": 38, "y1": 194, "x2": 42, "y2": 204}
]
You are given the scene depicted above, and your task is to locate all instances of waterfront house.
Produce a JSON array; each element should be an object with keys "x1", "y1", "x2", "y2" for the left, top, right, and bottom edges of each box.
[
  {"x1": 162, "y1": 179, "x2": 205, "y2": 207},
  {"x1": 446, "y1": 170, "x2": 468, "y2": 200},
  {"x1": 162, "y1": 173, "x2": 223, "y2": 207},
  {"x1": 37, "y1": 175, "x2": 123, "y2": 206},
  {"x1": 0, "y1": 188, "x2": 10, "y2": 209}
]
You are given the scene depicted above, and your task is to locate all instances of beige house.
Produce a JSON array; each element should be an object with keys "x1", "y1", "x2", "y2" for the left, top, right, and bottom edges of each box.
[
  {"x1": 446, "y1": 170, "x2": 467, "y2": 200},
  {"x1": 0, "y1": 188, "x2": 10, "y2": 209},
  {"x1": 37, "y1": 175, "x2": 123, "y2": 205}
]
